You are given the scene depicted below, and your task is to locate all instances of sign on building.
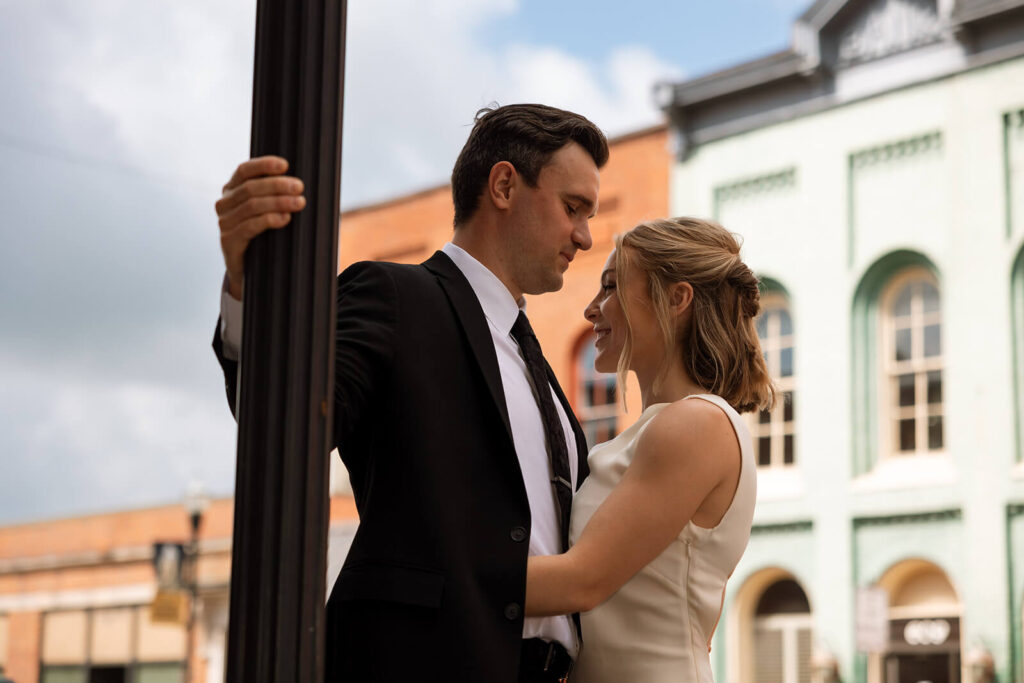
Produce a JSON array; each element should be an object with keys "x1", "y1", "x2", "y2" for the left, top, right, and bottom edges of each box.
[
  {"x1": 151, "y1": 542, "x2": 188, "y2": 625},
  {"x1": 856, "y1": 586, "x2": 889, "y2": 653}
]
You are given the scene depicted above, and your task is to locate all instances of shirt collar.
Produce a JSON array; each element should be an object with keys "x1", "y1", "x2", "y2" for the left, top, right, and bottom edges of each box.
[{"x1": 441, "y1": 242, "x2": 524, "y2": 335}]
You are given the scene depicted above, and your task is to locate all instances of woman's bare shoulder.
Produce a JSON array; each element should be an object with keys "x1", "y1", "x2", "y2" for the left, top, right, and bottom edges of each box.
[{"x1": 637, "y1": 397, "x2": 738, "y2": 470}]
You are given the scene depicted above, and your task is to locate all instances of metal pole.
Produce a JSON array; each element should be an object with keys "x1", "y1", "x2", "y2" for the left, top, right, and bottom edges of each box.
[
  {"x1": 225, "y1": 0, "x2": 347, "y2": 681},
  {"x1": 185, "y1": 512, "x2": 200, "y2": 682}
]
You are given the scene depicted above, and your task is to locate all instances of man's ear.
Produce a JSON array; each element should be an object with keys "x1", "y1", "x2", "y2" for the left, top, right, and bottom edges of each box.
[
  {"x1": 669, "y1": 282, "x2": 694, "y2": 316},
  {"x1": 487, "y1": 161, "x2": 516, "y2": 210}
]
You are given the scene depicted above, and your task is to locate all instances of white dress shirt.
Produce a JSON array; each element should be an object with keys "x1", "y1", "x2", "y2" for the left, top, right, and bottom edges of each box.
[{"x1": 218, "y1": 243, "x2": 578, "y2": 654}]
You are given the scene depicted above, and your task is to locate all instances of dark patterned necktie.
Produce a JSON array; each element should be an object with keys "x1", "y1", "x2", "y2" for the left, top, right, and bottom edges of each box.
[{"x1": 511, "y1": 310, "x2": 573, "y2": 553}]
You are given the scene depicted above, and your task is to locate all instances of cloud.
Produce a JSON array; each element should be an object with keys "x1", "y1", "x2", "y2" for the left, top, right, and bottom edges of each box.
[
  {"x1": 0, "y1": 0, "x2": 681, "y2": 523},
  {"x1": 0, "y1": 365, "x2": 236, "y2": 523},
  {"x1": 340, "y1": 2, "x2": 681, "y2": 205}
]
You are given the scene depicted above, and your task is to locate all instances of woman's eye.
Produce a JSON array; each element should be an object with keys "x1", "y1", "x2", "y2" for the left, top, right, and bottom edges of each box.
[{"x1": 602, "y1": 283, "x2": 616, "y2": 293}]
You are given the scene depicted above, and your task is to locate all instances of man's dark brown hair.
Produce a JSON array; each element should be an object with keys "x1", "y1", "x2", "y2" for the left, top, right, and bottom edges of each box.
[{"x1": 450, "y1": 103, "x2": 609, "y2": 227}]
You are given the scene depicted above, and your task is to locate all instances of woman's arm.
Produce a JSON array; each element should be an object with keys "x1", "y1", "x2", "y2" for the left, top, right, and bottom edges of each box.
[{"x1": 525, "y1": 398, "x2": 740, "y2": 616}]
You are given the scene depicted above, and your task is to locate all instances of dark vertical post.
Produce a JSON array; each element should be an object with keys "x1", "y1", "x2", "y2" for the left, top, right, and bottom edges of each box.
[{"x1": 225, "y1": 0, "x2": 347, "y2": 681}]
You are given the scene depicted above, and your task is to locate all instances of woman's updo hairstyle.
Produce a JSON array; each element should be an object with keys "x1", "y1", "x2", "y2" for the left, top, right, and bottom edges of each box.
[{"x1": 614, "y1": 217, "x2": 776, "y2": 413}]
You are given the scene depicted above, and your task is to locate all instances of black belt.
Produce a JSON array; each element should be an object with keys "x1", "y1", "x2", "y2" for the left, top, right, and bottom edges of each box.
[{"x1": 519, "y1": 638, "x2": 573, "y2": 682}]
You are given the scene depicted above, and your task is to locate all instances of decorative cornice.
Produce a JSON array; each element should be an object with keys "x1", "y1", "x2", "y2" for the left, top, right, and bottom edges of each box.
[
  {"x1": 853, "y1": 507, "x2": 962, "y2": 527},
  {"x1": 0, "y1": 537, "x2": 233, "y2": 575},
  {"x1": 751, "y1": 519, "x2": 814, "y2": 535},
  {"x1": 659, "y1": 0, "x2": 1024, "y2": 151},
  {"x1": 713, "y1": 168, "x2": 798, "y2": 207},
  {"x1": 840, "y1": 0, "x2": 945, "y2": 67},
  {"x1": 850, "y1": 131, "x2": 943, "y2": 169}
]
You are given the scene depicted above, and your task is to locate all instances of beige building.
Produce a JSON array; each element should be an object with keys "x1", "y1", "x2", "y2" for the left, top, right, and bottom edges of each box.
[{"x1": 0, "y1": 496, "x2": 359, "y2": 683}]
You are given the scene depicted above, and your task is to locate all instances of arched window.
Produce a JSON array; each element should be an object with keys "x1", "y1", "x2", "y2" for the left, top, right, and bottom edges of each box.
[
  {"x1": 753, "y1": 579, "x2": 813, "y2": 683},
  {"x1": 851, "y1": 251, "x2": 940, "y2": 474},
  {"x1": 879, "y1": 269, "x2": 944, "y2": 456},
  {"x1": 576, "y1": 333, "x2": 618, "y2": 449},
  {"x1": 874, "y1": 559, "x2": 962, "y2": 683},
  {"x1": 753, "y1": 291, "x2": 796, "y2": 468},
  {"x1": 731, "y1": 569, "x2": 815, "y2": 683}
]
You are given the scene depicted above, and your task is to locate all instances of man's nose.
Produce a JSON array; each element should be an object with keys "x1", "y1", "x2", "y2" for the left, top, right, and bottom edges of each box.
[{"x1": 574, "y1": 220, "x2": 593, "y2": 252}]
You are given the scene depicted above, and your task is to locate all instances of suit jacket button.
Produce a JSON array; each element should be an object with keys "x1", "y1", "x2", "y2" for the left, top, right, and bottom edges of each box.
[
  {"x1": 504, "y1": 602, "x2": 521, "y2": 620},
  {"x1": 510, "y1": 526, "x2": 527, "y2": 542}
]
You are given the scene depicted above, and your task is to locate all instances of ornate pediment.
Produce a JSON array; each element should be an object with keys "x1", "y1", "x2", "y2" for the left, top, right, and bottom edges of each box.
[{"x1": 835, "y1": 0, "x2": 944, "y2": 66}]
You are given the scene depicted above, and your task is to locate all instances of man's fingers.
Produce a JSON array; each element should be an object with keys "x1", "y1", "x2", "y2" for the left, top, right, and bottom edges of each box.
[
  {"x1": 223, "y1": 156, "x2": 290, "y2": 192},
  {"x1": 216, "y1": 175, "x2": 305, "y2": 216},
  {"x1": 221, "y1": 212, "x2": 293, "y2": 257},
  {"x1": 220, "y1": 211, "x2": 293, "y2": 287},
  {"x1": 217, "y1": 193, "x2": 306, "y2": 233}
]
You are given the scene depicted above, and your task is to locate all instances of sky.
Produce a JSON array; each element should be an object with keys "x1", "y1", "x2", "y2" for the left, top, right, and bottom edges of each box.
[{"x1": 0, "y1": 0, "x2": 808, "y2": 524}]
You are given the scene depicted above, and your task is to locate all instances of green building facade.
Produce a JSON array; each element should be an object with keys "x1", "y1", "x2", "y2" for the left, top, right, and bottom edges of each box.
[{"x1": 659, "y1": 1, "x2": 1024, "y2": 682}]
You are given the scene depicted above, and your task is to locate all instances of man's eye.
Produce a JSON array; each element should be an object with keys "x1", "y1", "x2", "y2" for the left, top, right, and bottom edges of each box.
[{"x1": 566, "y1": 204, "x2": 577, "y2": 215}]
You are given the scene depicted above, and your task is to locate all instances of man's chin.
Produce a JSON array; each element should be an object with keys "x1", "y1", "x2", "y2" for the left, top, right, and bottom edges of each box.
[{"x1": 525, "y1": 274, "x2": 564, "y2": 296}]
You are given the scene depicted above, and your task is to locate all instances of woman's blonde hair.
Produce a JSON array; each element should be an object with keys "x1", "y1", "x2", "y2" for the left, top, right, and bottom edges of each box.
[{"x1": 614, "y1": 217, "x2": 776, "y2": 413}]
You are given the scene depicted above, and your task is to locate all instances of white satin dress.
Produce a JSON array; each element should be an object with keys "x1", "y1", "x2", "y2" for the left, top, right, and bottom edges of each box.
[{"x1": 568, "y1": 394, "x2": 757, "y2": 683}]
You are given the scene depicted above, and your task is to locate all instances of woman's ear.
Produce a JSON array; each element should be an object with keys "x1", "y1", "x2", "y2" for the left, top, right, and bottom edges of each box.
[
  {"x1": 487, "y1": 161, "x2": 516, "y2": 210},
  {"x1": 669, "y1": 282, "x2": 694, "y2": 317}
]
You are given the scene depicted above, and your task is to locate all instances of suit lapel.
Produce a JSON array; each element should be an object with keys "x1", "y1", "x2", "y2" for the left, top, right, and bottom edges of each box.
[
  {"x1": 423, "y1": 251, "x2": 514, "y2": 445},
  {"x1": 544, "y1": 362, "x2": 590, "y2": 486}
]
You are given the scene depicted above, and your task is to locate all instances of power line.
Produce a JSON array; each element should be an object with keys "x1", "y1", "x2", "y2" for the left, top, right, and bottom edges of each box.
[{"x1": 0, "y1": 128, "x2": 219, "y2": 195}]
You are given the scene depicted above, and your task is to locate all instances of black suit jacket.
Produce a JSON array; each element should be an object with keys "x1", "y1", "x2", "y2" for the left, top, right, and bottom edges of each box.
[{"x1": 214, "y1": 251, "x2": 589, "y2": 682}]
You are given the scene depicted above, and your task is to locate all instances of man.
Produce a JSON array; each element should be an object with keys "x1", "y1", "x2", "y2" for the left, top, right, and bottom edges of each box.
[{"x1": 213, "y1": 104, "x2": 608, "y2": 682}]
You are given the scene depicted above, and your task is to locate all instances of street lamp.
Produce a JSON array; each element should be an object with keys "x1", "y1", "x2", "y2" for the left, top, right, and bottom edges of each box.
[{"x1": 183, "y1": 482, "x2": 210, "y2": 683}]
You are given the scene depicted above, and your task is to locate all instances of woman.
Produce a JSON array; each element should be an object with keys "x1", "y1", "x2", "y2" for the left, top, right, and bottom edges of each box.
[{"x1": 525, "y1": 217, "x2": 775, "y2": 682}]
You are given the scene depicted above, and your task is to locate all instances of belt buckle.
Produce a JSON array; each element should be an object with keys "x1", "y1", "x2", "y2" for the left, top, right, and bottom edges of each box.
[
  {"x1": 542, "y1": 640, "x2": 572, "y2": 682},
  {"x1": 541, "y1": 641, "x2": 556, "y2": 672}
]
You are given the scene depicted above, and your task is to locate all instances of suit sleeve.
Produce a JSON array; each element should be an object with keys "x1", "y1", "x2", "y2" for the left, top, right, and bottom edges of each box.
[
  {"x1": 332, "y1": 261, "x2": 399, "y2": 450},
  {"x1": 212, "y1": 316, "x2": 240, "y2": 419},
  {"x1": 210, "y1": 261, "x2": 398, "y2": 441}
]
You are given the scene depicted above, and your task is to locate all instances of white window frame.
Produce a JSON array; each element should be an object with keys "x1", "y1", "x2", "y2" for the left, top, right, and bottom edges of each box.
[
  {"x1": 576, "y1": 332, "x2": 618, "y2": 448},
  {"x1": 752, "y1": 293, "x2": 796, "y2": 469},
  {"x1": 878, "y1": 268, "x2": 944, "y2": 458}
]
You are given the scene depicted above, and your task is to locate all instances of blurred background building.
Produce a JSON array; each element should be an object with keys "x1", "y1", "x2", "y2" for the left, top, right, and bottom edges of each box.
[
  {"x1": 2, "y1": 1, "x2": 1024, "y2": 682},
  {"x1": 0, "y1": 494, "x2": 359, "y2": 683}
]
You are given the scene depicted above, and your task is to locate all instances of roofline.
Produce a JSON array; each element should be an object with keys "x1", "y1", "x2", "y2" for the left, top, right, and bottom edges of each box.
[
  {"x1": 660, "y1": 0, "x2": 1024, "y2": 114},
  {"x1": 340, "y1": 123, "x2": 669, "y2": 216},
  {"x1": 0, "y1": 495, "x2": 233, "y2": 529},
  {"x1": 342, "y1": 181, "x2": 450, "y2": 218},
  {"x1": 661, "y1": 50, "x2": 809, "y2": 107},
  {"x1": 798, "y1": 0, "x2": 849, "y2": 29},
  {"x1": 953, "y1": 0, "x2": 1024, "y2": 24}
]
